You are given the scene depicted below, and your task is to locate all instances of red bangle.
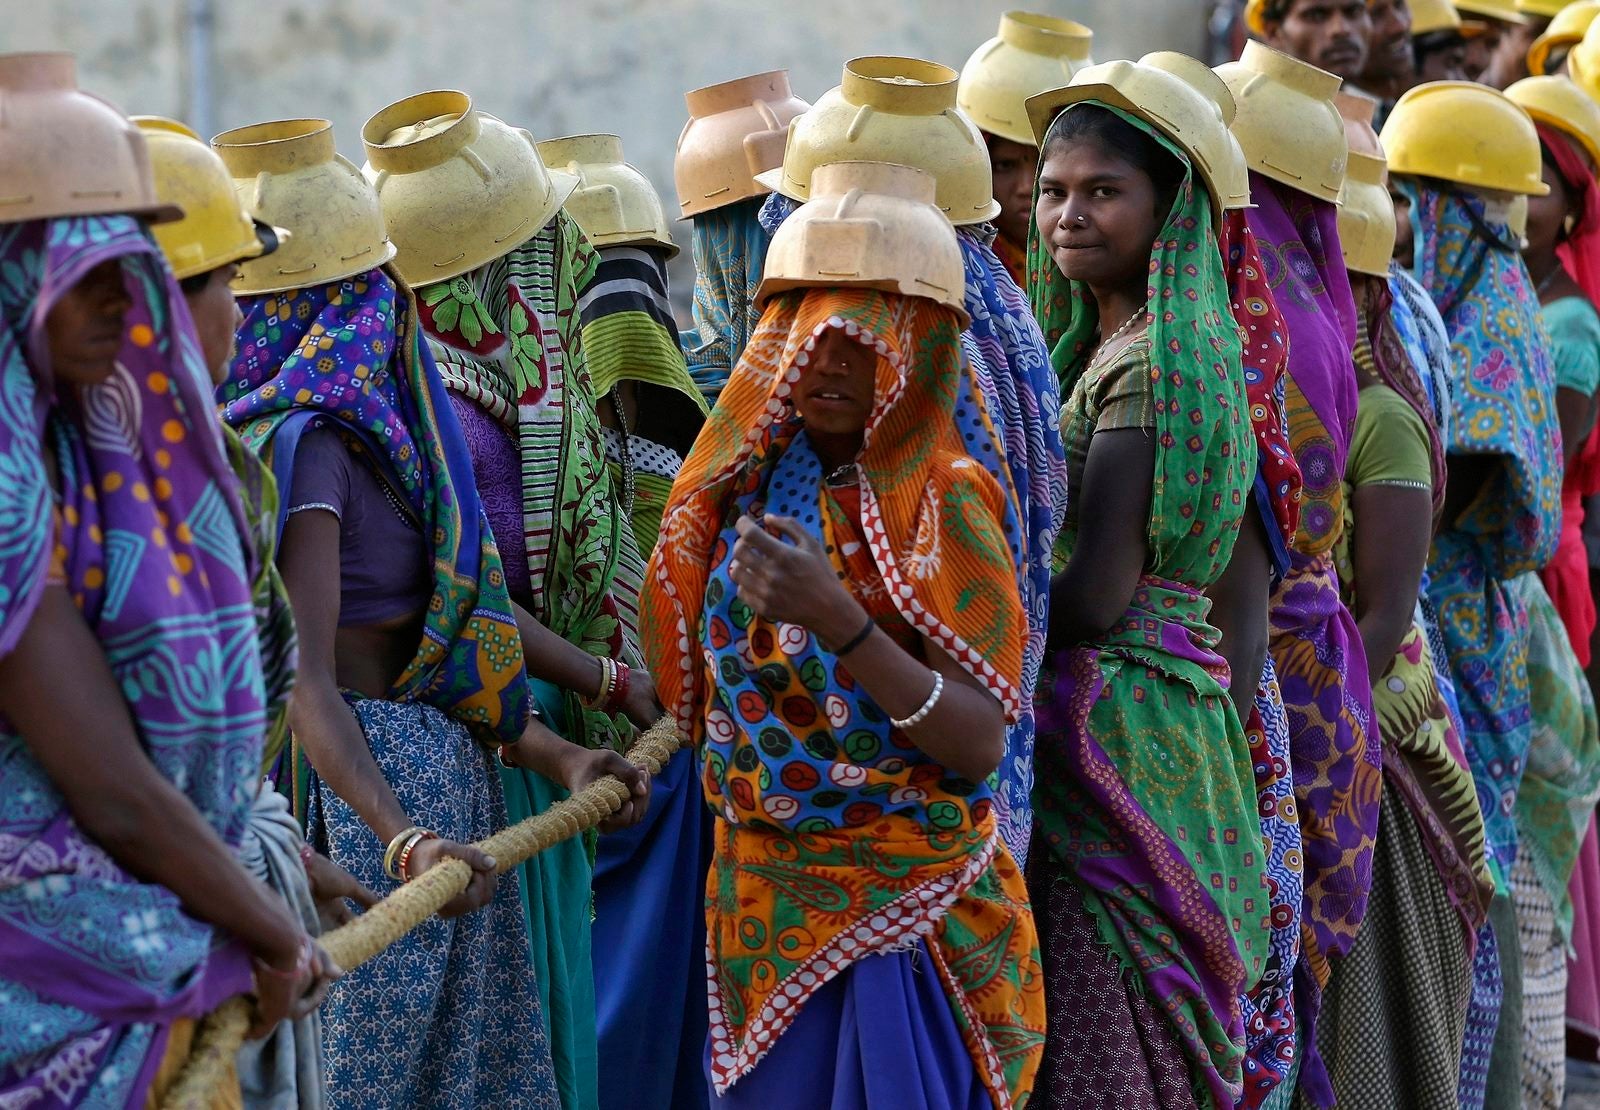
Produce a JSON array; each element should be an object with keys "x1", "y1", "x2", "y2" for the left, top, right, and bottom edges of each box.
[
  {"x1": 605, "y1": 662, "x2": 631, "y2": 715},
  {"x1": 397, "y1": 830, "x2": 437, "y2": 883}
]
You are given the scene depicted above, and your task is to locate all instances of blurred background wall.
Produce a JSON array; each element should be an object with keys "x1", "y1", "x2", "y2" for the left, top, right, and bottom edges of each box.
[{"x1": 4, "y1": 0, "x2": 1219, "y2": 309}]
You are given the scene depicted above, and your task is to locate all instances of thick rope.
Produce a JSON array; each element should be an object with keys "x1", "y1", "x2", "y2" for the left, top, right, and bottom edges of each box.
[{"x1": 160, "y1": 717, "x2": 684, "y2": 1109}]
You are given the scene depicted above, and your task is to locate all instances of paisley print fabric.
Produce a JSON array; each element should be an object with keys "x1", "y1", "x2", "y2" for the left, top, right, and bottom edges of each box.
[
  {"x1": 642, "y1": 287, "x2": 1041, "y2": 1107},
  {"x1": 682, "y1": 197, "x2": 769, "y2": 405},
  {"x1": 0, "y1": 215, "x2": 265, "y2": 1106}
]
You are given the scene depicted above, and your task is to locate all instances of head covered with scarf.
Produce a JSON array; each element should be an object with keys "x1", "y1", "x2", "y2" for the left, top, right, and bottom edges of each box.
[
  {"x1": 0, "y1": 215, "x2": 269, "y2": 1105},
  {"x1": 221, "y1": 265, "x2": 530, "y2": 746},
  {"x1": 1026, "y1": 101, "x2": 1268, "y2": 1106},
  {"x1": 642, "y1": 284, "x2": 1043, "y2": 1103},
  {"x1": 681, "y1": 196, "x2": 770, "y2": 405},
  {"x1": 1399, "y1": 174, "x2": 1563, "y2": 886},
  {"x1": 759, "y1": 185, "x2": 1067, "y2": 869},
  {"x1": 416, "y1": 211, "x2": 642, "y2": 751}
]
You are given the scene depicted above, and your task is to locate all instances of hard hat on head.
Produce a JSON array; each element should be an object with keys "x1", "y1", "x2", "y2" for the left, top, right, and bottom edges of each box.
[
  {"x1": 1380, "y1": 80, "x2": 1550, "y2": 195},
  {"x1": 362, "y1": 90, "x2": 578, "y2": 286},
  {"x1": 957, "y1": 11, "x2": 1095, "y2": 147},
  {"x1": 1139, "y1": 50, "x2": 1252, "y2": 210},
  {"x1": 1528, "y1": 0, "x2": 1599, "y2": 72},
  {"x1": 1215, "y1": 42, "x2": 1348, "y2": 204},
  {"x1": 755, "y1": 56, "x2": 1001, "y2": 226},
  {"x1": 1505, "y1": 74, "x2": 1600, "y2": 166},
  {"x1": 1453, "y1": 0, "x2": 1529, "y2": 23},
  {"x1": 675, "y1": 70, "x2": 810, "y2": 220},
  {"x1": 1412, "y1": 0, "x2": 1466, "y2": 34},
  {"x1": 1518, "y1": 0, "x2": 1578, "y2": 18},
  {"x1": 212, "y1": 117, "x2": 395, "y2": 296},
  {"x1": 1027, "y1": 59, "x2": 1238, "y2": 221},
  {"x1": 135, "y1": 116, "x2": 288, "y2": 281},
  {"x1": 756, "y1": 160, "x2": 968, "y2": 324},
  {"x1": 1566, "y1": 14, "x2": 1600, "y2": 95},
  {"x1": 0, "y1": 53, "x2": 180, "y2": 225},
  {"x1": 538, "y1": 134, "x2": 676, "y2": 257},
  {"x1": 1338, "y1": 153, "x2": 1397, "y2": 277},
  {"x1": 1242, "y1": 0, "x2": 1287, "y2": 37}
]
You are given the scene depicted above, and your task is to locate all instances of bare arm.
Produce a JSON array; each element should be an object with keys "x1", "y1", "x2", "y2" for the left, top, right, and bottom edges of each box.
[
  {"x1": 509, "y1": 600, "x2": 661, "y2": 729},
  {"x1": 1049, "y1": 428, "x2": 1155, "y2": 649},
  {"x1": 1557, "y1": 385, "x2": 1597, "y2": 468},
  {"x1": 1208, "y1": 507, "x2": 1272, "y2": 718},
  {"x1": 278, "y1": 510, "x2": 495, "y2": 915},
  {"x1": 730, "y1": 515, "x2": 1007, "y2": 784},
  {"x1": 1350, "y1": 483, "x2": 1433, "y2": 681}
]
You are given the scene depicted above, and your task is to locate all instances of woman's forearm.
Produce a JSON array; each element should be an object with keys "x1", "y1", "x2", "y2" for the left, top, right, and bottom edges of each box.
[
  {"x1": 0, "y1": 587, "x2": 303, "y2": 965},
  {"x1": 1207, "y1": 509, "x2": 1272, "y2": 717},
  {"x1": 288, "y1": 679, "x2": 413, "y2": 846},
  {"x1": 811, "y1": 603, "x2": 1005, "y2": 783},
  {"x1": 513, "y1": 602, "x2": 605, "y2": 699}
]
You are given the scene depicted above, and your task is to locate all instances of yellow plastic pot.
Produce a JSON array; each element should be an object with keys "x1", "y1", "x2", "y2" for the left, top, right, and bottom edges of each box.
[
  {"x1": 538, "y1": 134, "x2": 676, "y2": 257},
  {"x1": 1216, "y1": 42, "x2": 1348, "y2": 204},
  {"x1": 1339, "y1": 154, "x2": 1398, "y2": 277},
  {"x1": 1140, "y1": 50, "x2": 1252, "y2": 211},
  {"x1": 756, "y1": 160, "x2": 968, "y2": 323},
  {"x1": 675, "y1": 70, "x2": 810, "y2": 219},
  {"x1": 0, "y1": 53, "x2": 180, "y2": 225},
  {"x1": 755, "y1": 56, "x2": 1001, "y2": 226},
  {"x1": 363, "y1": 90, "x2": 577, "y2": 286},
  {"x1": 957, "y1": 11, "x2": 1094, "y2": 146},
  {"x1": 212, "y1": 117, "x2": 395, "y2": 295}
]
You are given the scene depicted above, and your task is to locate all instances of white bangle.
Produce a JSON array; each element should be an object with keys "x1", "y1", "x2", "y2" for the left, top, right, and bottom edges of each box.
[{"x1": 891, "y1": 671, "x2": 944, "y2": 731}]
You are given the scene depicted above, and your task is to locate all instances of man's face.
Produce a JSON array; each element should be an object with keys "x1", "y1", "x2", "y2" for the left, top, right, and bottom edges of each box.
[
  {"x1": 1362, "y1": 0, "x2": 1415, "y2": 84},
  {"x1": 1267, "y1": 0, "x2": 1374, "y2": 82}
]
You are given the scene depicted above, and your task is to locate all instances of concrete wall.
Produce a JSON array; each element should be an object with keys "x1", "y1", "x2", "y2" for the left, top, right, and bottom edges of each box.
[{"x1": 5, "y1": 0, "x2": 1212, "y2": 304}]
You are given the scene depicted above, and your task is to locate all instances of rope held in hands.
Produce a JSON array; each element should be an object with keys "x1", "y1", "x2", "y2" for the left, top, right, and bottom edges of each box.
[{"x1": 159, "y1": 716, "x2": 685, "y2": 1110}]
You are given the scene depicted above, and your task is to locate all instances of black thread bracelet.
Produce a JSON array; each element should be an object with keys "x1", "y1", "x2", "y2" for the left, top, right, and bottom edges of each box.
[{"x1": 830, "y1": 614, "x2": 877, "y2": 657}]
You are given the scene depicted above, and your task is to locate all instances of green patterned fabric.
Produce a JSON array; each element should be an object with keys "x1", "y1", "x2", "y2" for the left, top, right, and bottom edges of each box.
[{"x1": 1511, "y1": 572, "x2": 1600, "y2": 941}]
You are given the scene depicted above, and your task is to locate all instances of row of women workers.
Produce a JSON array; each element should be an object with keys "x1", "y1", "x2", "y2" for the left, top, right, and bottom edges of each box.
[{"x1": 3, "y1": 4, "x2": 1600, "y2": 1110}]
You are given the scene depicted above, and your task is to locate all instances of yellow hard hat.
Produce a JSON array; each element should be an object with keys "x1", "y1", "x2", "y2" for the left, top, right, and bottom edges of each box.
[
  {"x1": 1412, "y1": 0, "x2": 1466, "y2": 33},
  {"x1": 1243, "y1": 0, "x2": 1283, "y2": 37},
  {"x1": 1528, "y1": 0, "x2": 1599, "y2": 71},
  {"x1": 754, "y1": 56, "x2": 1001, "y2": 227},
  {"x1": 957, "y1": 11, "x2": 1095, "y2": 147},
  {"x1": 1518, "y1": 0, "x2": 1576, "y2": 17},
  {"x1": 756, "y1": 161, "x2": 968, "y2": 324},
  {"x1": 213, "y1": 118, "x2": 395, "y2": 296},
  {"x1": 1454, "y1": 0, "x2": 1529, "y2": 22},
  {"x1": 1216, "y1": 42, "x2": 1348, "y2": 204},
  {"x1": 134, "y1": 116, "x2": 288, "y2": 281},
  {"x1": 0, "y1": 53, "x2": 180, "y2": 226},
  {"x1": 1380, "y1": 81, "x2": 1550, "y2": 194},
  {"x1": 1139, "y1": 51, "x2": 1252, "y2": 211},
  {"x1": 538, "y1": 134, "x2": 676, "y2": 257},
  {"x1": 1567, "y1": 14, "x2": 1600, "y2": 92},
  {"x1": 362, "y1": 90, "x2": 578, "y2": 286},
  {"x1": 1506, "y1": 74, "x2": 1600, "y2": 165},
  {"x1": 1338, "y1": 154, "x2": 1397, "y2": 277},
  {"x1": 1027, "y1": 59, "x2": 1236, "y2": 220},
  {"x1": 675, "y1": 70, "x2": 810, "y2": 220}
]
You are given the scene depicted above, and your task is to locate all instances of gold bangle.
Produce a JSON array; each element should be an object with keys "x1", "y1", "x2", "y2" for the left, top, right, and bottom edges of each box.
[
  {"x1": 581, "y1": 656, "x2": 615, "y2": 711},
  {"x1": 383, "y1": 825, "x2": 424, "y2": 882}
]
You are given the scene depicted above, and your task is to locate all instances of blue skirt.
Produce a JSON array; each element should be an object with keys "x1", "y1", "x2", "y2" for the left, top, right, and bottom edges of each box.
[
  {"x1": 704, "y1": 941, "x2": 988, "y2": 1110},
  {"x1": 590, "y1": 746, "x2": 712, "y2": 1109},
  {"x1": 306, "y1": 697, "x2": 559, "y2": 1109}
]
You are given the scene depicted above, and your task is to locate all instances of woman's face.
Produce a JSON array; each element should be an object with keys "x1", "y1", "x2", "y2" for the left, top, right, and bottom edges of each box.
[
  {"x1": 1390, "y1": 184, "x2": 1416, "y2": 269},
  {"x1": 1525, "y1": 158, "x2": 1573, "y2": 257},
  {"x1": 181, "y1": 263, "x2": 244, "y2": 386},
  {"x1": 988, "y1": 135, "x2": 1040, "y2": 251},
  {"x1": 44, "y1": 259, "x2": 132, "y2": 387},
  {"x1": 793, "y1": 326, "x2": 878, "y2": 451},
  {"x1": 1036, "y1": 138, "x2": 1165, "y2": 294}
]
